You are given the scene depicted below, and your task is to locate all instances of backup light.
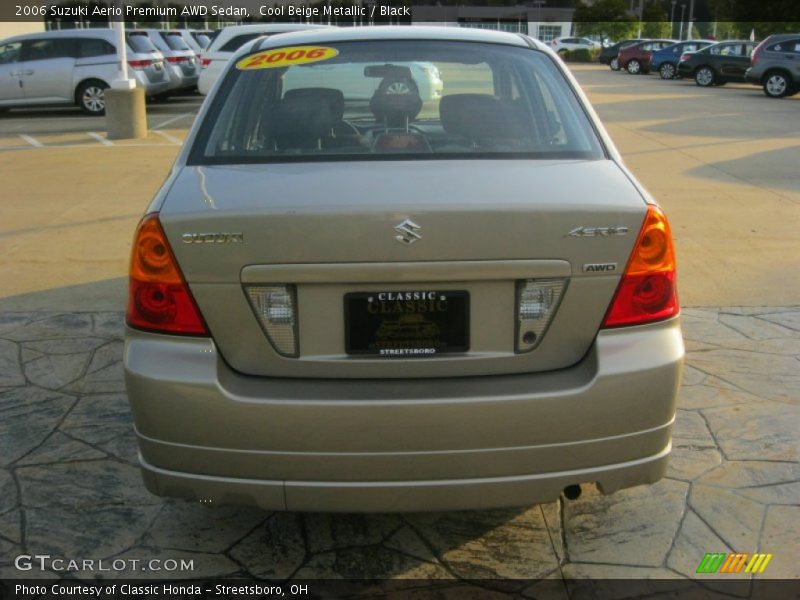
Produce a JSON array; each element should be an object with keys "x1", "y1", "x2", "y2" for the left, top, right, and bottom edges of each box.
[
  {"x1": 246, "y1": 286, "x2": 299, "y2": 357},
  {"x1": 516, "y1": 279, "x2": 567, "y2": 353}
]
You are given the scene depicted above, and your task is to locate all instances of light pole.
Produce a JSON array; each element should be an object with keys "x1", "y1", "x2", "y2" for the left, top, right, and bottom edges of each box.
[
  {"x1": 636, "y1": 0, "x2": 643, "y2": 39},
  {"x1": 678, "y1": 4, "x2": 686, "y2": 40},
  {"x1": 364, "y1": 0, "x2": 376, "y2": 25},
  {"x1": 686, "y1": 0, "x2": 695, "y2": 40},
  {"x1": 532, "y1": 0, "x2": 546, "y2": 40},
  {"x1": 670, "y1": 1, "x2": 676, "y2": 38}
]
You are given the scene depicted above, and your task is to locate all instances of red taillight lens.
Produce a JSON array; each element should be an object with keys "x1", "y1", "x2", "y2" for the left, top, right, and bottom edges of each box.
[
  {"x1": 127, "y1": 214, "x2": 209, "y2": 336},
  {"x1": 679, "y1": 53, "x2": 690, "y2": 62},
  {"x1": 167, "y1": 56, "x2": 187, "y2": 64},
  {"x1": 602, "y1": 205, "x2": 679, "y2": 328},
  {"x1": 128, "y1": 59, "x2": 152, "y2": 69},
  {"x1": 751, "y1": 40, "x2": 766, "y2": 65},
  {"x1": 200, "y1": 57, "x2": 211, "y2": 68}
]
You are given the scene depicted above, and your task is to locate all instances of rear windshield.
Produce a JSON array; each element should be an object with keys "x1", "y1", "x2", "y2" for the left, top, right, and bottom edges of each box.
[
  {"x1": 194, "y1": 33, "x2": 212, "y2": 49},
  {"x1": 219, "y1": 33, "x2": 264, "y2": 53},
  {"x1": 127, "y1": 33, "x2": 158, "y2": 53},
  {"x1": 162, "y1": 32, "x2": 191, "y2": 51},
  {"x1": 189, "y1": 40, "x2": 604, "y2": 165}
]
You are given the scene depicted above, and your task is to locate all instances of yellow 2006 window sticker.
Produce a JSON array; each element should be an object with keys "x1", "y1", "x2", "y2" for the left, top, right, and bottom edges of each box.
[{"x1": 236, "y1": 46, "x2": 339, "y2": 70}]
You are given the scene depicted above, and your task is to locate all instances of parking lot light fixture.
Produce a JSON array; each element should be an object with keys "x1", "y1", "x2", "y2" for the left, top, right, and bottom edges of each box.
[{"x1": 106, "y1": 16, "x2": 147, "y2": 139}]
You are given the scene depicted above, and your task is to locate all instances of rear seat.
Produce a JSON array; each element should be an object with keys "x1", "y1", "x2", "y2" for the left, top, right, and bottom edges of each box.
[{"x1": 439, "y1": 93, "x2": 529, "y2": 148}]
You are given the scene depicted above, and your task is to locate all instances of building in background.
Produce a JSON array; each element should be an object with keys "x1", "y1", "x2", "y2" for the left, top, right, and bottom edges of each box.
[
  {"x1": 0, "y1": 22, "x2": 45, "y2": 40},
  {"x1": 412, "y1": 2, "x2": 576, "y2": 42}
]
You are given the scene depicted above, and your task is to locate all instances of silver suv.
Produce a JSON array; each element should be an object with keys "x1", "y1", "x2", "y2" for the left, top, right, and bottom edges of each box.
[
  {"x1": 132, "y1": 29, "x2": 199, "y2": 93},
  {"x1": 0, "y1": 29, "x2": 171, "y2": 115},
  {"x1": 746, "y1": 33, "x2": 800, "y2": 98}
]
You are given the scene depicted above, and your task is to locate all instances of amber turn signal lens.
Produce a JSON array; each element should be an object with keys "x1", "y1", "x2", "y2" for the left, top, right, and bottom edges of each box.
[
  {"x1": 625, "y1": 205, "x2": 676, "y2": 275},
  {"x1": 127, "y1": 214, "x2": 209, "y2": 336}
]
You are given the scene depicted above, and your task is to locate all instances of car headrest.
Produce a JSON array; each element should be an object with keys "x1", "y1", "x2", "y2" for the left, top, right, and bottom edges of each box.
[
  {"x1": 283, "y1": 87, "x2": 345, "y2": 122},
  {"x1": 440, "y1": 94, "x2": 525, "y2": 143},
  {"x1": 272, "y1": 90, "x2": 340, "y2": 150},
  {"x1": 370, "y1": 73, "x2": 422, "y2": 128}
]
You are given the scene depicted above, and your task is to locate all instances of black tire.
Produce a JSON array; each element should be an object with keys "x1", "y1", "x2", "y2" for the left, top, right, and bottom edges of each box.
[
  {"x1": 610, "y1": 57, "x2": 620, "y2": 71},
  {"x1": 695, "y1": 66, "x2": 715, "y2": 87},
  {"x1": 762, "y1": 71, "x2": 792, "y2": 98},
  {"x1": 659, "y1": 62, "x2": 677, "y2": 79},
  {"x1": 626, "y1": 59, "x2": 641, "y2": 74},
  {"x1": 76, "y1": 79, "x2": 108, "y2": 116},
  {"x1": 151, "y1": 92, "x2": 171, "y2": 103}
]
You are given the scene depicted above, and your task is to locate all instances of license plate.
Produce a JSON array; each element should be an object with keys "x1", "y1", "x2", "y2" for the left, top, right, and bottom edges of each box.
[{"x1": 345, "y1": 291, "x2": 469, "y2": 357}]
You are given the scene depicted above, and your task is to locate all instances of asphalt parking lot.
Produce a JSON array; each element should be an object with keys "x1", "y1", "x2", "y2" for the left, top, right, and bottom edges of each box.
[{"x1": 0, "y1": 66, "x2": 798, "y2": 588}]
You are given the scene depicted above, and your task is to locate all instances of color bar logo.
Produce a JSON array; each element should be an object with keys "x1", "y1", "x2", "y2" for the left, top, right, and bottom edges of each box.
[{"x1": 696, "y1": 552, "x2": 773, "y2": 574}]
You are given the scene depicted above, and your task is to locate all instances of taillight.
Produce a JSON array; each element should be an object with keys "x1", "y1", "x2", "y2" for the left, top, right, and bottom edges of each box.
[
  {"x1": 679, "y1": 53, "x2": 691, "y2": 62},
  {"x1": 127, "y1": 214, "x2": 209, "y2": 336},
  {"x1": 602, "y1": 205, "x2": 679, "y2": 328},
  {"x1": 751, "y1": 40, "x2": 766, "y2": 65},
  {"x1": 167, "y1": 56, "x2": 187, "y2": 64},
  {"x1": 128, "y1": 59, "x2": 152, "y2": 69},
  {"x1": 200, "y1": 57, "x2": 211, "y2": 68}
]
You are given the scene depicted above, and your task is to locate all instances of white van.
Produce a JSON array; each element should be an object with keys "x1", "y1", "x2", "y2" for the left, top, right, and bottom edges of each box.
[{"x1": 0, "y1": 28, "x2": 171, "y2": 115}]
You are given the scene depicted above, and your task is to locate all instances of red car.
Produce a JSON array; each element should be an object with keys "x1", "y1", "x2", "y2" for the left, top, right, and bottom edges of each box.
[{"x1": 618, "y1": 39, "x2": 677, "y2": 74}]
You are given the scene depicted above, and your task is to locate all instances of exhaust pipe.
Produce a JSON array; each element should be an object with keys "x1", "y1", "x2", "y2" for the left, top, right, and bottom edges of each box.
[{"x1": 563, "y1": 484, "x2": 582, "y2": 500}]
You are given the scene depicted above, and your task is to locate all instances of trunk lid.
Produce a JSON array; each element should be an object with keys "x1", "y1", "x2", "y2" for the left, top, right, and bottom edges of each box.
[{"x1": 160, "y1": 159, "x2": 647, "y2": 378}]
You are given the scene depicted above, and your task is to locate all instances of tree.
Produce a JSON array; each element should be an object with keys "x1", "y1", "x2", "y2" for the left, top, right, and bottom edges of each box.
[
  {"x1": 573, "y1": 0, "x2": 638, "y2": 42},
  {"x1": 708, "y1": 0, "x2": 800, "y2": 38},
  {"x1": 641, "y1": 1, "x2": 671, "y2": 38}
]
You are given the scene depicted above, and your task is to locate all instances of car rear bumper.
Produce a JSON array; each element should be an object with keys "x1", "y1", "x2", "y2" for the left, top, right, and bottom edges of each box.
[
  {"x1": 137, "y1": 77, "x2": 171, "y2": 97},
  {"x1": 744, "y1": 68, "x2": 761, "y2": 84},
  {"x1": 164, "y1": 65, "x2": 196, "y2": 91},
  {"x1": 124, "y1": 317, "x2": 683, "y2": 512},
  {"x1": 677, "y1": 63, "x2": 694, "y2": 77}
]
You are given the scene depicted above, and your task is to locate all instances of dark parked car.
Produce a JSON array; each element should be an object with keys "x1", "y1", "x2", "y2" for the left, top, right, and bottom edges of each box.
[
  {"x1": 618, "y1": 39, "x2": 677, "y2": 74},
  {"x1": 650, "y1": 40, "x2": 714, "y2": 79},
  {"x1": 677, "y1": 40, "x2": 757, "y2": 86},
  {"x1": 598, "y1": 39, "x2": 646, "y2": 71},
  {"x1": 745, "y1": 33, "x2": 800, "y2": 98}
]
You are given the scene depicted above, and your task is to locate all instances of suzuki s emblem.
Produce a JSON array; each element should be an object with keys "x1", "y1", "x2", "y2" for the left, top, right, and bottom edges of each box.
[{"x1": 394, "y1": 219, "x2": 421, "y2": 245}]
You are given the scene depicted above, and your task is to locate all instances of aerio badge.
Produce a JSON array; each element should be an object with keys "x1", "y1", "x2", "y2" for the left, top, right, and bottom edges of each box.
[
  {"x1": 567, "y1": 226, "x2": 629, "y2": 237},
  {"x1": 236, "y1": 46, "x2": 338, "y2": 70},
  {"x1": 394, "y1": 219, "x2": 421, "y2": 245}
]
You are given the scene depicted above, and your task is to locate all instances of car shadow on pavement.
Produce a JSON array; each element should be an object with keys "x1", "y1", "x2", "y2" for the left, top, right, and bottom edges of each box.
[{"x1": 686, "y1": 146, "x2": 800, "y2": 191}]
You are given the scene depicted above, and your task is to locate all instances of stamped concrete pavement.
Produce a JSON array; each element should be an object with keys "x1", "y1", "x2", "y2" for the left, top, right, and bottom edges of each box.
[
  {"x1": 0, "y1": 307, "x2": 797, "y2": 587},
  {"x1": 0, "y1": 65, "x2": 798, "y2": 589}
]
